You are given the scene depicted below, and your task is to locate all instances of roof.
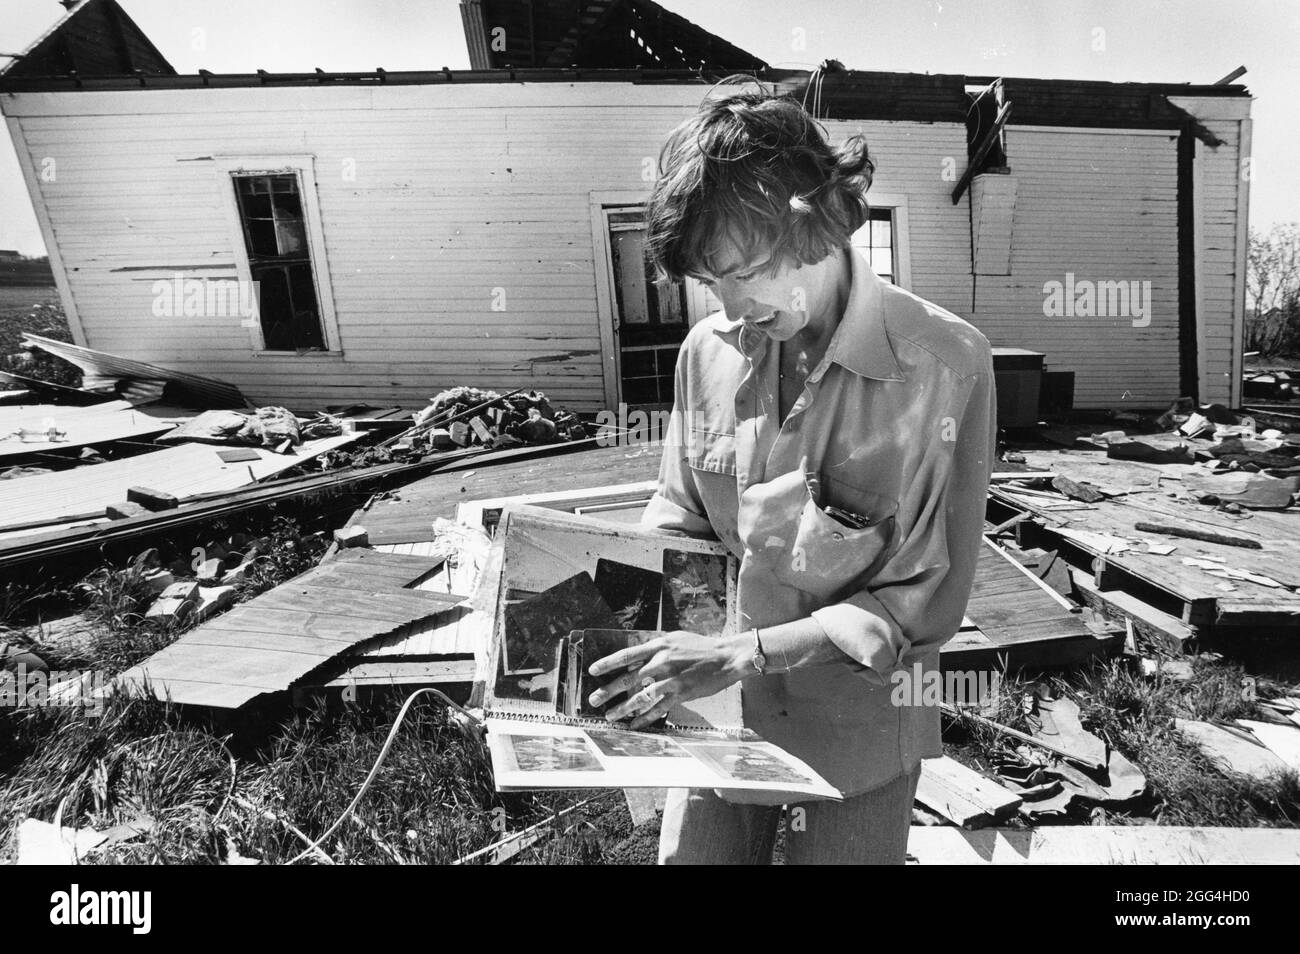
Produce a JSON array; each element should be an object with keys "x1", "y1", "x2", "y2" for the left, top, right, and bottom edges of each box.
[
  {"x1": 459, "y1": 0, "x2": 768, "y2": 71},
  {"x1": 0, "y1": 1, "x2": 1247, "y2": 137},
  {"x1": 0, "y1": 0, "x2": 174, "y2": 79}
]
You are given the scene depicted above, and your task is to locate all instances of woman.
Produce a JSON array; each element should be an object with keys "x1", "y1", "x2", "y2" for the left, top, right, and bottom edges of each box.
[{"x1": 588, "y1": 85, "x2": 996, "y2": 864}]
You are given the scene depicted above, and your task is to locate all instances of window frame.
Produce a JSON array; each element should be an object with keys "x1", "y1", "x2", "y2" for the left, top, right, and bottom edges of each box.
[
  {"x1": 851, "y1": 193, "x2": 912, "y2": 291},
  {"x1": 214, "y1": 155, "x2": 343, "y2": 357}
]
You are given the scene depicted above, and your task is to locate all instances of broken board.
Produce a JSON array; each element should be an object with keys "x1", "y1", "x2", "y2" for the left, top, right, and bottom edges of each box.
[
  {"x1": 915, "y1": 756, "x2": 1023, "y2": 828},
  {"x1": 112, "y1": 550, "x2": 460, "y2": 708}
]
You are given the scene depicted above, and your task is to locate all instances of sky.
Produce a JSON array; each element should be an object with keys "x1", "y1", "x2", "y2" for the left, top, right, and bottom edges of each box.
[{"x1": 1, "y1": 0, "x2": 1296, "y2": 255}]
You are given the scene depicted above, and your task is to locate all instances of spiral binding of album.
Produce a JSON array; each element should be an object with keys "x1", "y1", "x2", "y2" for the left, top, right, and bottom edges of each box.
[{"x1": 482, "y1": 706, "x2": 756, "y2": 740}]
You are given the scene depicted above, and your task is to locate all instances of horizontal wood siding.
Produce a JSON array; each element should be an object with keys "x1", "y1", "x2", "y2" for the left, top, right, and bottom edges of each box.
[
  {"x1": 11, "y1": 88, "x2": 715, "y2": 412},
  {"x1": 974, "y1": 128, "x2": 1181, "y2": 408},
  {"x1": 8, "y1": 84, "x2": 1242, "y2": 413},
  {"x1": 822, "y1": 120, "x2": 974, "y2": 312},
  {"x1": 9, "y1": 86, "x2": 974, "y2": 413}
]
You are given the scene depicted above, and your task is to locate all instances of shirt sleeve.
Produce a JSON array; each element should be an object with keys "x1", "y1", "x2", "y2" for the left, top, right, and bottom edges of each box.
[
  {"x1": 640, "y1": 348, "x2": 716, "y2": 538},
  {"x1": 809, "y1": 358, "x2": 997, "y2": 685}
]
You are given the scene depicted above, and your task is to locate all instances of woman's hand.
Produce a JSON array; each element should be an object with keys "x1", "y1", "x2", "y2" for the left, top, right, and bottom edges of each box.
[{"x1": 587, "y1": 631, "x2": 752, "y2": 730}]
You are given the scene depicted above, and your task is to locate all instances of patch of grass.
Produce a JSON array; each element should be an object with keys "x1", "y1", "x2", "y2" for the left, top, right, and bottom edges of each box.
[
  {"x1": 947, "y1": 657, "x2": 1300, "y2": 830},
  {"x1": 0, "y1": 289, "x2": 80, "y2": 387}
]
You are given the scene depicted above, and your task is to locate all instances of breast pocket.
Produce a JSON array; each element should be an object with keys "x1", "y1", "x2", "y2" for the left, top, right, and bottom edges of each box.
[
  {"x1": 739, "y1": 468, "x2": 898, "y2": 601},
  {"x1": 685, "y1": 428, "x2": 737, "y2": 476},
  {"x1": 786, "y1": 475, "x2": 898, "y2": 599}
]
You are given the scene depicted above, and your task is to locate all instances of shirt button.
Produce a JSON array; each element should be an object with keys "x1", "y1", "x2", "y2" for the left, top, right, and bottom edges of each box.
[{"x1": 832, "y1": 531, "x2": 845, "y2": 541}]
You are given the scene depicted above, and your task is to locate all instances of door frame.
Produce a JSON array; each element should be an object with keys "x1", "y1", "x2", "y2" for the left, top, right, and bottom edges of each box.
[
  {"x1": 589, "y1": 191, "x2": 710, "y2": 411},
  {"x1": 590, "y1": 191, "x2": 648, "y2": 410}
]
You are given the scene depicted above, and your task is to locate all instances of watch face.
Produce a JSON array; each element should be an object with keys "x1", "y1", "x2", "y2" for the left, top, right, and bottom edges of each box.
[{"x1": 753, "y1": 650, "x2": 768, "y2": 673}]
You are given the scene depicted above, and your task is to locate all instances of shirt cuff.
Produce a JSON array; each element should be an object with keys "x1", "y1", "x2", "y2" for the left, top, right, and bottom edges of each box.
[{"x1": 810, "y1": 589, "x2": 913, "y2": 687}]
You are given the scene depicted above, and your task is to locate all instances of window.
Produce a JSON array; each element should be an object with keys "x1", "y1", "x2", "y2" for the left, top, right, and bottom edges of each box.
[
  {"x1": 856, "y1": 207, "x2": 897, "y2": 283},
  {"x1": 232, "y1": 174, "x2": 326, "y2": 352},
  {"x1": 216, "y1": 156, "x2": 340, "y2": 356},
  {"x1": 850, "y1": 198, "x2": 910, "y2": 289}
]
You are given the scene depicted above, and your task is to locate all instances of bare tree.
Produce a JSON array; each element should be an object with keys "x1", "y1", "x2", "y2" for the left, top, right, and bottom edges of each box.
[{"x1": 1245, "y1": 223, "x2": 1300, "y2": 356}]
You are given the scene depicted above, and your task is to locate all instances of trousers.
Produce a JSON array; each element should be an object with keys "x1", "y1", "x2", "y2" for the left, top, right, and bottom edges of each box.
[{"x1": 658, "y1": 762, "x2": 922, "y2": 865}]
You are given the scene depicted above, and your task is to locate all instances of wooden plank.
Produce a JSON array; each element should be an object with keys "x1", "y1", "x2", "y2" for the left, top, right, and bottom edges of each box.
[
  {"x1": 944, "y1": 537, "x2": 1109, "y2": 669},
  {"x1": 112, "y1": 556, "x2": 458, "y2": 708},
  {"x1": 1001, "y1": 448, "x2": 1300, "y2": 616},
  {"x1": 0, "y1": 438, "x2": 599, "y2": 570},
  {"x1": 915, "y1": 756, "x2": 1022, "y2": 829},
  {"x1": 0, "y1": 433, "x2": 360, "y2": 535},
  {"x1": 907, "y1": 826, "x2": 1300, "y2": 865},
  {"x1": 320, "y1": 659, "x2": 476, "y2": 687},
  {"x1": 0, "y1": 400, "x2": 176, "y2": 459},
  {"x1": 1069, "y1": 567, "x2": 1194, "y2": 647},
  {"x1": 360, "y1": 444, "x2": 663, "y2": 545}
]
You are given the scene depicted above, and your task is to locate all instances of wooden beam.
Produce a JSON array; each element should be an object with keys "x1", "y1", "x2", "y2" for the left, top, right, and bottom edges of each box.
[
  {"x1": 951, "y1": 101, "x2": 1011, "y2": 204},
  {"x1": 1214, "y1": 65, "x2": 1247, "y2": 85},
  {"x1": 915, "y1": 756, "x2": 1022, "y2": 829}
]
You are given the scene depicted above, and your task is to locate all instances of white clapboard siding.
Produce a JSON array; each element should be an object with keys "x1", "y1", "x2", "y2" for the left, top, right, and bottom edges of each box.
[
  {"x1": 4, "y1": 83, "x2": 1243, "y2": 412},
  {"x1": 973, "y1": 128, "x2": 1182, "y2": 408}
]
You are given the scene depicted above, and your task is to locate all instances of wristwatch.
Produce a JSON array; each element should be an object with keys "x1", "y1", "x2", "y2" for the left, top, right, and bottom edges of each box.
[{"x1": 750, "y1": 627, "x2": 768, "y2": 676}]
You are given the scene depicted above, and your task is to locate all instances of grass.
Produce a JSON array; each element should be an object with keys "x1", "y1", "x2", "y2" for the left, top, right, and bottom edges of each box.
[
  {"x1": 0, "y1": 508, "x2": 658, "y2": 865},
  {"x1": 5, "y1": 521, "x2": 1299, "y2": 862},
  {"x1": 945, "y1": 655, "x2": 1300, "y2": 830},
  {"x1": 0, "y1": 285, "x2": 80, "y2": 388}
]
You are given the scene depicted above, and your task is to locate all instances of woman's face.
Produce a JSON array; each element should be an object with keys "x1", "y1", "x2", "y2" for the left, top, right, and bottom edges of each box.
[{"x1": 693, "y1": 242, "x2": 839, "y2": 342}]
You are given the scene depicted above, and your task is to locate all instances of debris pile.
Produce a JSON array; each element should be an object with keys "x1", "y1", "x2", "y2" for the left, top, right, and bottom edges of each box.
[
  {"x1": 418, "y1": 386, "x2": 586, "y2": 448},
  {"x1": 157, "y1": 406, "x2": 344, "y2": 451}
]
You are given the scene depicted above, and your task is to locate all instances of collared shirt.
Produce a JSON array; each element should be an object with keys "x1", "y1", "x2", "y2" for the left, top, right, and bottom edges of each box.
[{"x1": 642, "y1": 247, "x2": 996, "y2": 798}]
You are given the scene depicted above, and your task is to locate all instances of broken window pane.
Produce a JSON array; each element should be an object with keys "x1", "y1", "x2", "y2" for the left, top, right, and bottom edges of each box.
[{"x1": 232, "y1": 172, "x2": 328, "y2": 351}]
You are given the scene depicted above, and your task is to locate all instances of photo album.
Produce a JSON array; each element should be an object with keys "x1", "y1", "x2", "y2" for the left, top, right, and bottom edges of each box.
[{"x1": 478, "y1": 505, "x2": 841, "y2": 799}]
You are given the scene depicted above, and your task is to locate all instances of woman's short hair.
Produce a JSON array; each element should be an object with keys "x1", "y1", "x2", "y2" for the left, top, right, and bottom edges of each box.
[{"x1": 645, "y1": 82, "x2": 875, "y2": 282}]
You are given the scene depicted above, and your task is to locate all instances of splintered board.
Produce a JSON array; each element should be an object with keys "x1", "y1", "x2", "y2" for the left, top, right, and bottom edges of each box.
[
  {"x1": 473, "y1": 504, "x2": 739, "y2": 709},
  {"x1": 112, "y1": 550, "x2": 457, "y2": 709}
]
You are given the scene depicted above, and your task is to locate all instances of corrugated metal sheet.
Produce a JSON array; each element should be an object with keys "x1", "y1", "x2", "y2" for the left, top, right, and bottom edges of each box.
[{"x1": 25, "y1": 333, "x2": 248, "y2": 408}]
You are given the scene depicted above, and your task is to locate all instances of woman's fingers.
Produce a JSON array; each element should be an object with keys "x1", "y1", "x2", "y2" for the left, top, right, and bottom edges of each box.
[
  {"x1": 627, "y1": 682, "x2": 682, "y2": 729},
  {"x1": 586, "y1": 669, "x2": 645, "y2": 709},
  {"x1": 605, "y1": 677, "x2": 684, "y2": 724},
  {"x1": 588, "y1": 640, "x2": 661, "y2": 678}
]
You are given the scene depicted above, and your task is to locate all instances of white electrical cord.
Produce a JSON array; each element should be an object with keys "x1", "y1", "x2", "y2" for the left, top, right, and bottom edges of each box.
[{"x1": 284, "y1": 687, "x2": 483, "y2": 865}]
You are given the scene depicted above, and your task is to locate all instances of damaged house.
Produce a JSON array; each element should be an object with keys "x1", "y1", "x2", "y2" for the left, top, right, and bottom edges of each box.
[{"x1": 1, "y1": 0, "x2": 1253, "y2": 414}]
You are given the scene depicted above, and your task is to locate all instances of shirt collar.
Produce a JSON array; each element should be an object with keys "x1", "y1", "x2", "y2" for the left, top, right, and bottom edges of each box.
[{"x1": 711, "y1": 247, "x2": 905, "y2": 382}]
